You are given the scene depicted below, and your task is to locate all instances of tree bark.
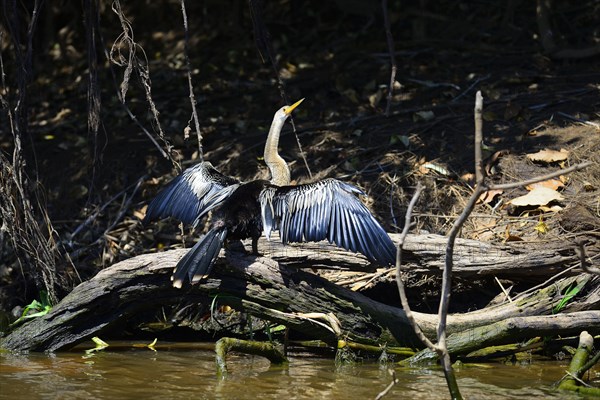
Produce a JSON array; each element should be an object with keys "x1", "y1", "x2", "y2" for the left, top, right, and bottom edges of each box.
[
  {"x1": 1, "y1": 234, "x2": 598, "y2": 352},
  {"x1": 407, "y1": 311, "x2": 600, "y2": 364},
  {"x1": 263, "y1": 233, "x2": 596, "y2": 281}
]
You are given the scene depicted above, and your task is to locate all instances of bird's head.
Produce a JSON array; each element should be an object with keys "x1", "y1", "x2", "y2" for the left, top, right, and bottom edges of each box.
[{"x1": 273, "y1": 98, "x2": 304, "y2": 122}]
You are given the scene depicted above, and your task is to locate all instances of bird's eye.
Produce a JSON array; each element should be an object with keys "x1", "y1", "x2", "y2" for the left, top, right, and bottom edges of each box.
[{"x1": 282, "y1": 107, "x2": 288, "y2": 113}]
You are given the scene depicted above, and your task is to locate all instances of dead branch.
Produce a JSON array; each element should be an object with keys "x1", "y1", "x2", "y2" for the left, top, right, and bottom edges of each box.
[
  {"x1": 557, "y1": 331, "x2": 595, "y2": 392},
  {"x1": 180, "y1": 0, "x2": 204, "y2": 161},
  {"x1": 109, "y1": 0, "x2": 178, "y2": 169},
  {"x1": 1, "y1": 245, "x2": 597, "y2": 352},
  {"x1": 396, "y1": 183, "x2": 434, "y2": 349},
  {"x1": 0, "y1": 1, "x2": 68, "y2": 303},
  {"x1": 407, "y1": 312, "x2": 600, "y2": 364},
  {"x1": 215, "y1": 337, "x2": 287, "y2": 375},
  {"x1": 267, "y1": 233, "x2": 591, "y2": 282}
]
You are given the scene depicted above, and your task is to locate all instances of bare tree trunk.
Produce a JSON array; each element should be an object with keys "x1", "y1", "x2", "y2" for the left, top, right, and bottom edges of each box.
[{"x1": 1, "y1": 242, "x2": 598, "y2": 352}]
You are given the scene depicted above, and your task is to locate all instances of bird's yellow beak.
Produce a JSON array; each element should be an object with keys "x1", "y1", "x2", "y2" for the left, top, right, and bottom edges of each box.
[{"x1": 284, "y1": 98, "x2": 304, "y2": 115}]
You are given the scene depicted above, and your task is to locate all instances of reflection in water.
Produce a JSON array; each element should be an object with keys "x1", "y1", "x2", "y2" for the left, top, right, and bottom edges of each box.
[{"x1": 0, "y1": 344, "x2": 591, "y2": 400}]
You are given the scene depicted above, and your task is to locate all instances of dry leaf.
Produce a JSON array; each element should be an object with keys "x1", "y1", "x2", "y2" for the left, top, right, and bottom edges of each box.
[
  {"x1": 539, "y1": 205, "x2": 563, "y2": 212},
  {"x1": 461, "y1": 172, "x2": 475, "y2": 182},
  {"x1": 509, "y1": 187, "x2": 564, "y2": 207},
  {"x1": 505, "y1": 234, "x2": 524, "y2": 242},
  {"x1": 504, "y1": 226, "x2": 523, "y2": 242},
  {"x1": 526, "y1": 149, "x2": 569, "y2": 163},
  {"x1": 477, "y1": 189, "x2": 503, "y2": 205},
  {"x1": 420, "y1": 162, "x2": 449, "y2": 175},
  {"x1": 526, "y1": 179, "x2": 565, "y2": 191},
  {"x1": 368, "y1": 90, "x2": 383, "y2": 108},
  {"x1": 133, "y1": 207, "x2": 146, "y2": 220}
]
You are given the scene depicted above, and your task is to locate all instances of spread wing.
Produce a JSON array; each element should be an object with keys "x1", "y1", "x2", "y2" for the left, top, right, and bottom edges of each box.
[
  {"x1": 144, "y1": 162, "x2": 239, "y2": 227},
  {"x1": 260, "y1": 178, "x2": 396, "y2": 266}
]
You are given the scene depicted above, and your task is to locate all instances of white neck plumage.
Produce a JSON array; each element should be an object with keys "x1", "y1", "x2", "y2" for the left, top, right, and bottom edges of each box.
[{"x1": 264, "y1": 116, "x2": 291, "y2": 186}]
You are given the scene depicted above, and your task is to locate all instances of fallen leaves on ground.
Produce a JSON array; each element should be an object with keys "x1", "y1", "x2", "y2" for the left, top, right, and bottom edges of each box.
[
  {"x1": 526, "y1": 178, "x2": 565, "y2": 191},
  {"x1": 526, "y1": 148, "x2": 569, "y2": 163},
  {"x1": 477, "y1": 189, "x2": 503, "y2": 205},
  {"x1": 509, "y1": 187, "x2": 564, "y2": 207}
]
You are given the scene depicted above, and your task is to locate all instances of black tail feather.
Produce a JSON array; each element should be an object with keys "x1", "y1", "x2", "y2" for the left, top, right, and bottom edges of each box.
[{"x1": 172, "y1": 226, "x2": 227, "y2": 288}]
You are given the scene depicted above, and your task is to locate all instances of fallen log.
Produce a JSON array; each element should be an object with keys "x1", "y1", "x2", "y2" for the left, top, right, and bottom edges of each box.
[
  {"x1": 259, "y1": 233, "x2": 596, "y2": 282},
  {"x1": 0, "y1": 250, "x2": 418, "y2": 351},
  {"x1": 557, "y1": 331, "x2": 599, "y2": 395},
  {"x1": 215, "y1": 337, "x2": 287, "y2": 375},
  {"x1": 405, "y1": 311, "x2": 600, "y2": 364},
  {"x1": 1, "y1": 240, "x2": 598, "y2": 352}
]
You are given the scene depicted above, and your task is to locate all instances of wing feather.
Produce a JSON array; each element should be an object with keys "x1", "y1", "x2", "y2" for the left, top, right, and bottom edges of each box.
[
  {"x1": 144, "y1": 162, "x2": 239, "y2": 227},
  {"x1": 260, "y1": 178, "x2": 396, "y2": 265}
]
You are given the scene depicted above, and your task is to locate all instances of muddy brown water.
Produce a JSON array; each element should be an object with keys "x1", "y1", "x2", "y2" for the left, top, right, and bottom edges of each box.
[{"x1": 0, "y1": 343, "x2": 591, "y2": 399}]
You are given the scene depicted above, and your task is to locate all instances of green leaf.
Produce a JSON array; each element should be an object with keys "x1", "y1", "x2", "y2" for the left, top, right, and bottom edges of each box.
[
  {"x1": 269, "y1": 324, "x2": 287, "y2": 333},
  {"x1": 553, "y1": 282, "x2": 584, "y2": 313},
  {"x1": 85, "y1": 337, "x2": 110, "y2": 354},
  {"x1": 9, "y1": 293, "x2": 53, "y2": 328}
]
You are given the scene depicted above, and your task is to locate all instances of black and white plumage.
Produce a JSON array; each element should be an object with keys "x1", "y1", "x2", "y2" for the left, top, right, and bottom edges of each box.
[
  {"x1": 260, "y1": 179, "x2": 396, "y2": 267},
  {"x1": 171, "y1": 179, "x2": 266, "y2": 288},
  {"x1": 144, "y1": 99, "x2": 396, "y2": 287},
  {"x1": 143, "y1": 161, "x2": 239, "y2": 228}
]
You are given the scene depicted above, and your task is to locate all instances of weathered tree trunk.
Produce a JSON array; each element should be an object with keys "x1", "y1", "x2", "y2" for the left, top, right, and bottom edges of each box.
[
  {"x1": 407, "y1": 311, "x2": 600, "y2": 363},
  {"x1": 1, "y1": 233, "x2": 598, "y2": 352},
  {"x1": 262, "y1": 233, "x2": 596, "y2": 282}
]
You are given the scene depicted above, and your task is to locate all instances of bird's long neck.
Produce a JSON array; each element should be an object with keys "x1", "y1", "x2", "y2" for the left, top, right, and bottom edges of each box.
[{"x1": 264, "y1": 117, "x2": 291, "y2": 186}]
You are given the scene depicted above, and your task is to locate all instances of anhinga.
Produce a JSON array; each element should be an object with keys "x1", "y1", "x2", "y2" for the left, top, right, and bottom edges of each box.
[{"x1": 144, "y1": 99, "x2": 396, "y2": 288}]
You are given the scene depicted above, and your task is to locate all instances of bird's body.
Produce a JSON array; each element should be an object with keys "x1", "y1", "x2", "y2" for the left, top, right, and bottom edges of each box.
[
  {"x1": 171, "y1": 179, "x2": 269, "y2": 287},
  {"x1": 212, "y1": 179, "x2": 267, "y2": 244},
  {"x1": 144, "y1": 99, "x2": 396, "y2": 288}
]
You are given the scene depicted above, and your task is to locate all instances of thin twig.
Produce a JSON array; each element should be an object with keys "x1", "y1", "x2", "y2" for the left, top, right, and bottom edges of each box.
[
  {"x1": 577, "y1": 350, "x2": 600, "y2": 377},
  {"x1": 109, "y1": 0, "x2": 178, "y2": 170},
  {"x1": 100, "y1": 178, "x2": 144, "y2": 240},
  {"x1": 564, "y1": 371, "x2": 592, "y2": 388},
  {"x1": 98, "y1": 20, "x2": 176, "y2": 168},
  {"x1": 69, "y1": 176, "x2": 147, "y2": 242},
  {"x1": 395, "y1": 183, "x2": 435, "y2": 349},
  {"x1": 388, "y1": 176, "x2": 398, "y2": 228},
  {"x1": 557, "y1": 112, "x2": 600, "y2": 129},
  {"x1": 474, "y1": 91, "x2": 484, "y2": 183},
  {"x1": 576, "y1": 240, "x2": 600, "y2": 275},
  {"x1": 512, "y1": 262, "x2": 585, "y2": 301},
  {"x1": 180, "y1": 0, "x2": 204, "y2": 162},
  {"x1": 489, "y1": 162, "x2": 592, "y2": 191},
  {"x1": 435, "y1": 92, "x2": 491, "y2": 399},
  {"x1": 381, "y1": 0, "x2": 397, "y2": 117},
  {"x1": 84, "y1": 0, "x2": 101, "y2": 204},
  {"x1": 494, "y1": 276, "x2": 513, "y2": 303},
  {"x1": 375, "y1": 370, "x2": 399, "y2": 400},
  {"x1": 452, "y1": 74, "x2": 490, "y2": 103}
]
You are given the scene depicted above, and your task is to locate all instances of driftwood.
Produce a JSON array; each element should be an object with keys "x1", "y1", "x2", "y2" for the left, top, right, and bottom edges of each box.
[
  {"x1": 263, "y1": 233, "x2": 596, "y2": 281},
  {"x1": 406, "y1": 311, "x2": 600, "y2": 364},
  {"x1": 557, "y1": 331, "x2": 600, "y2": 396},
  {"x1": 215, "y1": 337, "x2": 287, "y2": 375},
  {"x1": 1, "y1": 234, "x2": 598, "y2": 352}
]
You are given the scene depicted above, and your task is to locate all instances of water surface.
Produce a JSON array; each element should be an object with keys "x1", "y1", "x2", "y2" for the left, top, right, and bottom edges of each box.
[{"x1": 0, "y1": 342, "x2": 593, "y2": 399}]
